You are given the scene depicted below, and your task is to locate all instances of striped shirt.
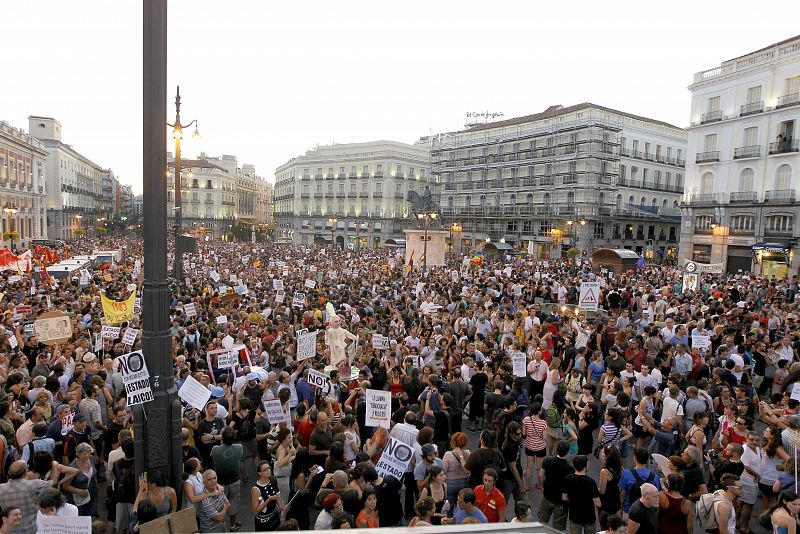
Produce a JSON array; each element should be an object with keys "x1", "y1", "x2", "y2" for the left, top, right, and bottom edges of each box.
[{"x1": 522, "y1": 416, "x2": 547, "y2": 452}]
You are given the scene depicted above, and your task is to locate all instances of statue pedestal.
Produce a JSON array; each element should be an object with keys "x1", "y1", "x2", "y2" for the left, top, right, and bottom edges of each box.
[{"x1": 404, "y1": 229, "x2": 449, "y2": 269}]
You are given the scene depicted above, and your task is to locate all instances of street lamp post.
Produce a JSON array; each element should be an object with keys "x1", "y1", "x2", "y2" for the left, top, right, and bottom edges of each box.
[
  {"x1": 329, "y1": 216, "x2": 337, "y2": 247},
  {"x1": 167, "y1": 85, "x2": 200, "y2": 291},
  {"x1": 75, "y1": 214, "x2": 83, "y2": 239},
  {"x1": 3, "y1": 204, "x2": 17, "y2": 252},
  {"x1": 416, "y1": 210, "x2": 438, "y2": 273},
  {"x1": 138, "y1": 0, "x2": 182, "y2": 499}
]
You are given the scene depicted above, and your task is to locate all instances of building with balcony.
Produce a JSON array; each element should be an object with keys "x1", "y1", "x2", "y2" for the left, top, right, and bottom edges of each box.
[
  {"x1": 680, "y1": 35, "x2": 800, "y2": 276},
  {"x1": 273, "y1": 140, "x2": 431, "y2": 247},
  {"x1": 0, "y1": 121, "x2": 48, "y2": 250},
  {"x1": 432, "y1": 103, "x2": 685, "y2": 260},
  {"x1": 29, "y1": 116, "x2": 107, "y2": 240},
  {"x1": 254, "y1": 179, "x2": 273, "y2": 228}
]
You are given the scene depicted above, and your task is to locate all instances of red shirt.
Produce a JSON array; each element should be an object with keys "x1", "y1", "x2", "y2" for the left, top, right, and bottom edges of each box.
[
  {"x1": 474, "y1": 484, "x2": 506, "y2": 523},
  {"x1": 297, "y1": 419, "x2": 315, "y2": 448}
]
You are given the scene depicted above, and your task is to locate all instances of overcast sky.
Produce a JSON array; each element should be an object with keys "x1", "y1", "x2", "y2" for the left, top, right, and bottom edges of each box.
[{"x1": 3, "y1": 0, "x2": 799, "y2": 194}]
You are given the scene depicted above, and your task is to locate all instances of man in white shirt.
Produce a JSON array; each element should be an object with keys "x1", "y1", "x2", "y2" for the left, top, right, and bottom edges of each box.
[
  {"x1": 739, "y1": 432, "x2": 762, "y2": 529},
  {"x1": 660, "y1": 386, "x2": 684, "y2": 427},
  {"x1": 634, "y1": 365, "x2": 659, "y2": 402}
]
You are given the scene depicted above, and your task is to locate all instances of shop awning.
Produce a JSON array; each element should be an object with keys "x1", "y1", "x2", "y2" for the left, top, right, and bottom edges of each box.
[{"x1": 752, "y1": 242, "x2": 791, "y2": 253}]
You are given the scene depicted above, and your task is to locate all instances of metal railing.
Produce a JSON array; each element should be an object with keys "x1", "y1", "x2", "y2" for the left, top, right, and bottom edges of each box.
[
  {"x1": 696, "y1": 151, "x2": 720, "y2": 163},
  {"x1": 734, "y1": 145, "x2": 762, "y2": 159},
  {"x1": 701, "y1": 110, "x2": 722, "y2": 123},
  {"x1": 765, "y1": 189, "x2": 796, "y2": 202},
  {"x1": 777, "y1": 93, "x2": 800, "y2": 109},
  {"x1": 769, "y1": 140, "x2": 800, "y2": 155},
  {"x1": 690, "y1": 193, "x2": 718, "y2": 205},
  {"x1": 729, "y1": 191, "x2": 757, "y2": 203},
  {"x1": 740, "y1": 101, "x2": 764, "y2": 116}
]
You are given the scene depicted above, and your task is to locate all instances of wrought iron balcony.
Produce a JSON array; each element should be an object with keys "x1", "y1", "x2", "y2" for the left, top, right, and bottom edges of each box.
[
  {"x1": 729, "y1": 191, "x2": 757, "y2": 203},
  {"x1": 701, "y1": 110, "x2": 722, "y2": 124},
  {"x1": 689, "y1": 193, "x2": 719, "y2": 205},
  {"x1": 765, "y1": 189, "x2": 796, "y2": 202},
  {"x1": 733, "y1": 145, "x2": 762, "y2": 159},
  {"x1": 769, "y1": 140, "x2": 800, "y2": 155},
  {"x1": 740, "y1": 101, "x2": 764, "y2": 116},
  {"x1": 776, "y1": 93, "x2": 800, "y2": 109},
  {"x1": 696, "y1": 151, "x2": 720, "y2": 163}
]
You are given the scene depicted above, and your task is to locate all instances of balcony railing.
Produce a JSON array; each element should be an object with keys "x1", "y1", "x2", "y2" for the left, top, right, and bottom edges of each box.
[
  {"x1": 765, "y1": 189, "x2": 796, "y2": 202},
  {"x1": 769, "y1": 140, "x2": 800, "y2": 155},
  {"x1": 301, "y1": 175, "x2": 310, "y2": 181},
  {"x1": 690, "y1": 193, "x2": 719, "y2": 205},
  {"x1": 776, "y1": 93, "x2": 800, "y2": 109},
  {"x1": 733, "y1": 145, "x2": 762, "y2": 159},
  {"x1": 729, "y1": 191, "x2": 758, "y2": 203},
  {"x1": 314, "y1": 174, "x2": 322, "y2": 180},
  {"x1": 696, "y1": 151, "x2": 720, "y2": 163},
  {"x1": 701, "y1": 110, "x2": 722, "y2": 124},
  {"x1": 740, "y1": 101, "x2": 764, "y2": 116}
]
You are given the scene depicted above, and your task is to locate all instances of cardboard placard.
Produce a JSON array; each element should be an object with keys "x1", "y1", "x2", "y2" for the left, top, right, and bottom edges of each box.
[
  {"x1": 296, "y1": 330, "x2": 317, "y2": 361},
  {"x1": 34, "y1": 312, "x2": 72, "y2": 345},
  {"x1": 264, "y1": 399, "x2": 289, "y2": 425},
  {"x1": 365, "y1": 389, "x2": 391, "y2": 429},
  {"x1": 178, "y1": 376, "x2": 212, "y2": 411}
]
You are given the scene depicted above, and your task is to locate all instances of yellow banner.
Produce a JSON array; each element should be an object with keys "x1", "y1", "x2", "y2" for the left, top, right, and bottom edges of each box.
[{"x1": 101, "y1": 290, "x2": 136, "y2": 325}]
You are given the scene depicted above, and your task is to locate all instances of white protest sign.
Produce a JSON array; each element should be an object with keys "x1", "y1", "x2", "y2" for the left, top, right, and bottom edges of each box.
[
  {"x1": 692, "y1": 335, "x2": 711, "y2": 351},
  {"x1": 102, "y1": 325, "x2": 121, "y2": 340},
  {"x1": 292, "y1": 292, "x2": 305, "y2": 308},
  {"x1": 122, "y1": 327, "x2": 140, "y2": 346},
  {"x1": 304, "y1": 279, "x2": 316, "y2": 289},
  {"x1": 7, "y1": 334, "x2": 17, "y2": 349},
  {"x1": 184, "y1": 303, "x2": 197, "y2": 317},
  {"x1": 38, "y1": 514, "x2": 92, "y2": 533},
  {"x1": 216, "y1": 315, "x2": 228, "y2": 325},
  {"x1": 178, "y1": 376, "x2": 212, "y2": 411},
  {"x1": 222, "y1": 335, "x2": 235, "y2": 349},
  {"x1": 512, "y1": 352, "x2": 527, "y2": 377},
  {"x1": 283, "y1": 269, "x2": 289, "y2": 277},
  {"x1": 365, "y1": 389, "x2": 391, "y2": 429},
  {"x1": 307, "y1": 369, "x2": 328, "y2": 389},
  {"x1": 80, "y1": 275, "x2": 89, "y2": 287},
  {"x1": 7, "y1": 275, "x2": 21, "y2": 284},
  {"x1": 682, "y1": 273, "x2": 698, "y2": 293},
  {"x1": 94, "y1": 333, "x2": 103, "y2": 352},
  {"x1": 792, "y1": 383, "x2": 800, "y2": 402},
  {"x1": 579, "y1": 281, "x2": 600, "y2": 312},
  {"x1": 372, "y1": 334, "x2": 389, "y2": 350},
  {"x1": 310, "y1": 265, "x2": 317, "y2": 272},
  {"x1": 274, "y1": 291, "x2": 285, "y2": 303},
  {"x1": 264, "y1": 399, "x2": 289, "y2": 425},
  {"x1": 210, "y1": 270, "x2": 220, "y2": 283},
  {"x1": 217, "y1": 352, "x2": 238, "y2": 369},
  {"x1": 117, "y1": 350, "x2": 154, "y2": 406},
  {"x1": 376, "y1": 437, "x2": 414, "y2": 480},
  {"x1": 296, "y1": 330, "x2": 317, "y2": 361}
]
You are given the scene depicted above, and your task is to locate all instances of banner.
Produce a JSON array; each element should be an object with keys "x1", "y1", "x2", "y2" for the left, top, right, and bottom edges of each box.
[
  {"x1": 304, "y1": 279, "x2": 316, "y2": 289},
  {"x1": 365, "y1": 389, "x2": 391, "y2": 429},
  {"x1": 101, "y1": 290, "x2": 136, "y2": 325},
  {"x1": 184, "y1": 303, "x2": 197, "y2": 317},
  {"x1": 371, "y1": 334, "x2": 389, "y2": 350},
  {"x1": 117, "y1": 350, "x2": 154, "y2": 406},
  {"x1": 376, "y1": 437, "x2": 414, "y2": 479},
  {"x1": 296, "y1": 330, "x2": 317, "y2": 361},
  {"x1": 691, "y1": 335, "x2": 711, "y2": 351},
  {"x1": 38, "y1": 515, "x2": 92, "y2": 534}
]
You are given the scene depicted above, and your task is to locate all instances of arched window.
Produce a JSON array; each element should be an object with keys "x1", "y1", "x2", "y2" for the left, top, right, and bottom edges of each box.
[
  {"x1": 739, "y1": 168, "x2": 754, "y2": 192},
  {"x1": 640, "y1": 196, "x2": 646, "y2": 206},
  {"x1": 776, "y1": 164, "x2": 792, "y2": 191},
  {"x1": 526, "y1": 193, "x2": 533, "y2": 205},
  {"x1": 628, "y1": 195, "x2": 634, "y2": 205},
  {"x1": 652, "y1": 198, "x2": 658, "y2": 207},
  {"x1": 701, "y1": 172, "x2": 714, "y2": 194},
  {"x1": 448, "y1": 195, "x2": 453, "y2": 207},
  {"x1": 616, "y1": 194, "x2": 622, "y2": 210},
  {"x1": 662, "y1": 199, "x2": 668, "y2": 207}
]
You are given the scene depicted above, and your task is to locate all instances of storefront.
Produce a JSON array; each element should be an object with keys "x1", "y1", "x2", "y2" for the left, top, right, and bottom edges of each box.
[
  {"x1": 692, "y1": 244, "x2": 712, "y2": 263},
  {"x1": 727, "y1": 246, "x2": 753, "y2": 275},
  {"x1": 752, "y1": 242, "x2": 792, "y2": 279}
]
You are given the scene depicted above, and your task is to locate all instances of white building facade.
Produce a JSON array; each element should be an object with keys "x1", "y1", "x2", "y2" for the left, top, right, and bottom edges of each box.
[
  {"x1": 680, "y1": 36, "x2": 800, "y2": 277},
  {"x1": 432, "y1": 103, "x2": 685, "y2": 260},
  {"x1": 0, "y1": 121, "x2": 48, "y2": 250},
  {"x1": 274, "y1": 141, "x2": 431, "y2": 247}
]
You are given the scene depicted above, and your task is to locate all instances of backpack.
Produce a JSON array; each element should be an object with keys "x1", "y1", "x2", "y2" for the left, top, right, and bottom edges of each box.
[
  {"x1": 546, "y1": 403, "x2": 562, "y2": 428},
  {"x1": 114, "y1": 459, "x2": 137, "y2": 503},
  {"x1": 626, "y1": 468, "x2": 655, "y2": 504},
  {"x1": 695, "y1": 490, "x2": 726, "y2": 533},
  {"x1": 0, "y1": 435, "x2": 20, "y2": 482}
]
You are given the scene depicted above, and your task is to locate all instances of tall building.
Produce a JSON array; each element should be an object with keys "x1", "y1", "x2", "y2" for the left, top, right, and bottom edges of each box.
[
  {"x1": 274, "y1": 140, "x2": 431, "y2": 247},
  {"x1": 431, "y1": 103, "x2": 686, "y2": 260},
  {"x1": 680, "y1": 36, "x2": 800, "y2": 277},
  {"x1": 0, "y1": 121, "x2": 48, "y2": 249},
  {"x1": 254, "y1": 179, "x2": 273, "y2": 228},
  {"x1": 167, "y1": 152, "x2": 268, "y2": 241},
  {"x1": 29, "y1": 116, "x2": 106, "y2": 240}
]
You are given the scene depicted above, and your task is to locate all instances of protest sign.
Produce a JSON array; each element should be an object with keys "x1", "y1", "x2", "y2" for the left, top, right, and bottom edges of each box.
[
  {"x1": 296, "y1": 330, "x2": 317, "y2": 361},
  {"x1": 365, "y1": 389, "x2": 391, "y2": 429},
  {"x1": 371, "y1": 334, "x2": 389, "y2": 350},
  {"x1": 274, "y1": 291, "x2": 285, "y2": 303},
  {"x1": 101, "y1": 290, "x2": 136, "y2": 324},
  {"x1": 307, "y1": 369, "x2": 328, "y2": 389},
  {"x1": 217, "y1": 352, "x2": 238, "y2": 369},
  {"x1": 38, "y1": 514, "x2": 92, "y2": 533},
  {"x1": 376, "y1": 437, "x2": 414, "y2": 479},
  {"x1": 178, "y1": 376, "x2": 212, "y2": 411},
  {"x1": 102, "y1": 325, "x2": 121, "y2": 340},
  {"x1": 310, "y1": 265, "x2": 317, "y2": 272},
  {"x1": 264, "y1": 399, "x2": 289, "y2": 425},
  {"x1": 122, "y1": 327, "x2": 140, "y2": 346},
  {"x1": 292, "y1": 292, "x2": 305, "y2": 308},
  {"x1": 692, "y1": 335, "x2": 711, "y2": 351},
  {"x1": 792, "y1": 383, "x2": 800, "y2": 402},
  {"x1": 304, "y1": 279, "x2": 316, "y2": 289},
  {"x1": 216, "y1": 315, "x2": 228, "y2": 325},
  {"x1": 579, "y1": 282, "x2": 600, "y2": 312},
  {"x1": 7, "y1": 275, "x2": 21, "y2": 284},
  {"x1": 512, "y1": 352, "x2": 527, "y2": 377},
  {"x1": 184, "y1": 303, "x2": 197, "y2": 317},
  {"x1": 117, "y1": 350, "x2": 154, "y2": 406},
  {"x1": 34, "y1": 312, "x2": 72, "y2": 345}
]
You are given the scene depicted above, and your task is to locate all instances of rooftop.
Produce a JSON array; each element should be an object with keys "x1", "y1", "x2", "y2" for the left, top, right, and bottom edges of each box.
[{"x1": 691, "y1": 35, "x2": 800, "y2": 86}]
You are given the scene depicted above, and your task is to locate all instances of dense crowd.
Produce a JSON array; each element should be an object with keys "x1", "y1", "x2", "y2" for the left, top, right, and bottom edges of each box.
[{"x1": 0, "y1": 235, "x2": 797, "y2": 533}]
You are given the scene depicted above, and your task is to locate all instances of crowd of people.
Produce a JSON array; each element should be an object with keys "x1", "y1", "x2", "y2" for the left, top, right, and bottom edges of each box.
[{"x1": 0, "y1": 234, "x2": 796, "y2": 533}]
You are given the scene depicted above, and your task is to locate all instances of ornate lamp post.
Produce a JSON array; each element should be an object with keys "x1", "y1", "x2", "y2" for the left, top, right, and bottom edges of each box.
[
  {"x1": 166, "y1": 86, "x2": 200, "y2": 290},
  {"x1": 328, "y1": 216, "x2": 338, "y2": 247},
  {"x1": 3, "y1": 204, "x2": 17, "y2": 252}
]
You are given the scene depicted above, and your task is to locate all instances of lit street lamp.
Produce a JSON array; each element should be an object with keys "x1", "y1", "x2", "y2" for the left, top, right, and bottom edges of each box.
[
  {"x1": 416, "y1": 210, "x2": 438, "y2": 273},
  {"x1": 166, "y1": 85, "x2": 200, "y2": 291},
  {"x1": 449, "y1": 222, "x2": 462, "y2": 252},
  {"x1": 3, "y1": 204, "x2": 17, "y2": 252},
  {"x1": 328, "y1": 216, "x2": 338, "y2": 247}
]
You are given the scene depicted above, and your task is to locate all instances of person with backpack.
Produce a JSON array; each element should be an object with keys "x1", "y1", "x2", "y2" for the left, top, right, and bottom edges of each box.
[
  {"x1": 537, "y1": 440, "x2": 574, "y2": 531},
  {"x1": 211, "y1": 427, "x2": 243, "y2": 532},
  {"x1": 695, "y1": 473, "x2": 742, "y2": 534},
  {"x1": 618, "y1": 447, "x2": 661, "y2": 514},
  {"x1": 627, "y1": 482, "x2": 659, "y2": 533}
]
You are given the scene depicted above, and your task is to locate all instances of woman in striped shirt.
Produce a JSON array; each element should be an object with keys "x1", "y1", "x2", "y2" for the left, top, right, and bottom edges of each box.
[{"x1": 521, "y1": 403, "x2": 548, "y2": 491}]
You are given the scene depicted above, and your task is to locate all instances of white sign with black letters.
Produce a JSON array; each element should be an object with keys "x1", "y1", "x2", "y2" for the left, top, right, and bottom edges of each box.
[
  {"x1": 365, "y1": 389, "x2": 391, "y2": 429},
  {"x1": 264, "y1": 399, "x2": 289, "y2": 425},
  {"x1": 307, "y1": 369, "x2": 328, "y2": 389},
  {"x1": 296, "y1": 330, "x2": 317, "y2": 361},
  {"x1": 117, "y1": 350, "x2": 154, "y2": 406},
  {"x1": 376, "y1": 437, "x2": 414, "y2": 479}
]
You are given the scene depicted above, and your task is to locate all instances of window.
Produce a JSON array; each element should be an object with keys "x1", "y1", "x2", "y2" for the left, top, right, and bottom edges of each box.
[
  {"x1": 703, "y1": 134, "x2": 718, "y2": 152},
  {"x1": 362, "y1": 165, "x2": 369, "y2": 175},
  {"x1": 303, "y1": 168, "x2": 310, "y2": 176},
  {"x1": 409, "y1": 167, "x2": 415, "y2": 179},
  {"x1": 375, "y1": 182, "x2": 382, "y2": 194},
  {"x1": 695, "y1": 215, "x2": 713, "y2": 231},
  {"x1": 350, "y1": 166, "x2": 356, "y2": 176},
  {"x1": 775, "y1": 164, "x2": 792, "y2": 190},
  {"x1": 620, "y1": 164, "x2": 627, "y2": 180},
  {"x1": 746, "y1": 86, "x2": 762, "y2": 104},
  {"x1": 594, "y1": 221, "x2": 605, "y2": 239},
  {"x1": 730, "y1": 215, "x2": 754, "y2": 231},
  {"x1": 396, "y1": 164, "x2": 403, "y2": 175},
  {"x1": 328, "y1": 167, "x2": 333, "y2": 177},
  {"x1": 701, "y1": 172, "x2": 714, "y2": 194},
  {"x1": 739, "y1": 168, "x2": 754, "y2": 192},
  {"x1": 377, "y1": 164, "x2": 383, "y2": 173},
  {"x1": 765, "y1": 215, "x2": 794, "y2": 232},
  {"x1": 743, "y1": 127, "x2": 758, "y2": 147},
  {"x1": 707, "y1": 96, "x2": 721, "y2": 112},
  {"x1": 784, "y1": 76, "x2": 800, "y2": 97}
]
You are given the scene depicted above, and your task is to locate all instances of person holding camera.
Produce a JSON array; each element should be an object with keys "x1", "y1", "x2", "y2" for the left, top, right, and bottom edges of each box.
[{"x1": 708, "y1": 442, "x2": 744, "y2": 491}]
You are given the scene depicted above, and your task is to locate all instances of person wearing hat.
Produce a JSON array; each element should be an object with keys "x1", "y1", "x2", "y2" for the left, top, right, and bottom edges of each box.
[
  {"x1": 209, "y1": 386, "x2": 230, "y2": 419},
  {"x1": 63, "y1": 413, "x2": 92, "y2": 463},
  {"x1": 413, "y1": 443, "x2": 443, "y2": 490}
]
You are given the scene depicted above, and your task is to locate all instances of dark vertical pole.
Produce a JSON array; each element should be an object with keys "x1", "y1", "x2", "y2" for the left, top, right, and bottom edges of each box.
[
  {"x1": 137, "y1": 0, "x2": 183, "y2": 498},
  {"x1": 422, "y1": 215, "x2": 429, "y2": 273},
  {"x1": 173, "y1": 87, "x2": 183, "y2": 290}
]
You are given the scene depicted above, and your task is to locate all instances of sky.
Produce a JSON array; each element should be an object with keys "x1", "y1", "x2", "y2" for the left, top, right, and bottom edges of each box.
[{"x1": 3, "y1": 0, "x2": 799, "y2": 194}]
